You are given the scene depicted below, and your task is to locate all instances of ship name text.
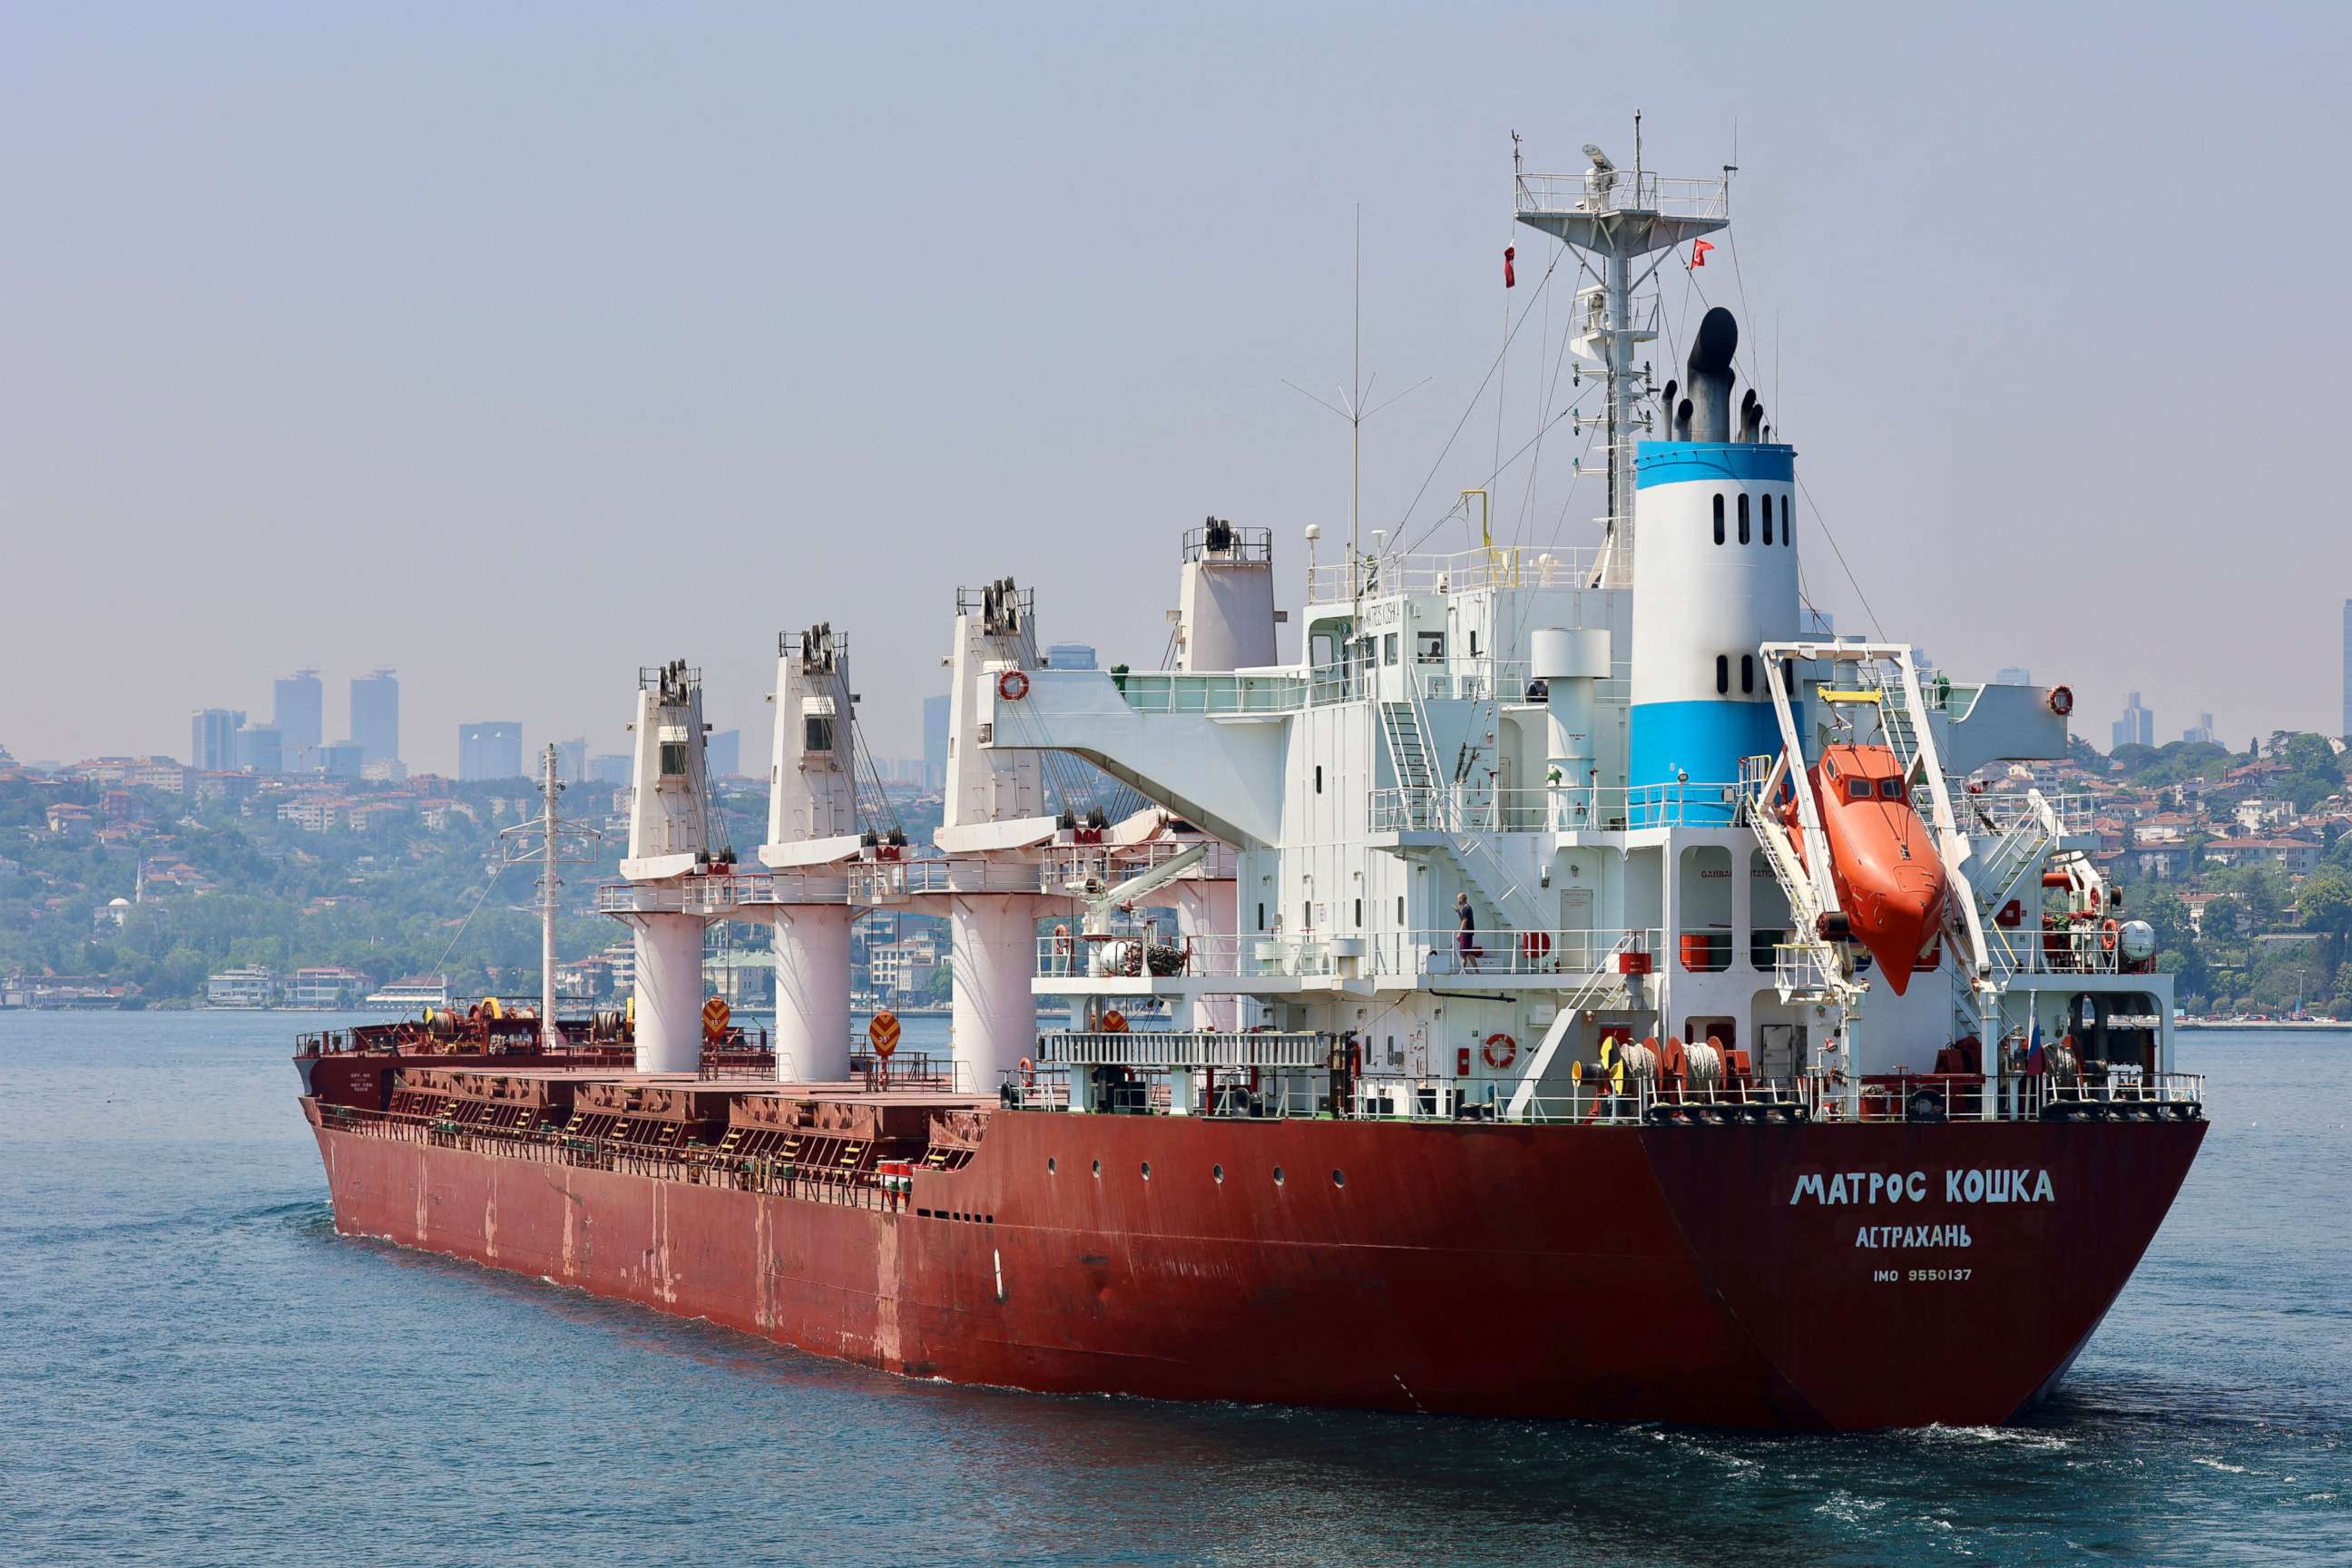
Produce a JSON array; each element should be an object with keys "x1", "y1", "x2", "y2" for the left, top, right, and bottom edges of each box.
[{"x1": 1789, "y1": 1168, "x2": 2056, "y2": 1207}]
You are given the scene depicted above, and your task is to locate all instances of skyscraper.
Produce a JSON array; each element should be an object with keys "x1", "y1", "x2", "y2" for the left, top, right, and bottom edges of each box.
[
  {"x1": 555, "y1": 737, "x2": 588, "y2": 784},
  {"x1": 923, "y1": 693, "x2": 950, "y2": 790},
  {"x1": 1044, "y1": 642, "x2": 1099, "y2": 671},
  {"x1": 349, "y1": 669, "x2": 399, "y2": 765},
  {"x1": 2110, "y1": 691, "x2": 2155, "y2": 751},
  {"x1": 235, "y1": 724, "x2": 283, "y2": 773},
  {"x1": 190, "y1": 709, "x2": 242, "y2": 771},
  {"x1": 272, "y1": 668, "x2": 323, "y2": 765},
  {"x1": 457, "y1": 721, "x2": 524, "y2": 781},
  {"x1": 2341, "y1": 600, "x2": 2350, "y2": 740}
]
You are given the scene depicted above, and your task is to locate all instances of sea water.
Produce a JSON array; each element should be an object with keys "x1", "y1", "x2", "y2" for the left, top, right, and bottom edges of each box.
[{"x1": 1, "y1": 1014, "x2": 2344, "y2": 1567}]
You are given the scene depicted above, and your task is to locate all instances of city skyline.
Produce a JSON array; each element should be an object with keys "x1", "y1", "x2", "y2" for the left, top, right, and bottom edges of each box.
[{"x1": 3, "y1": 8, "x2": 2347, "y2": 770}]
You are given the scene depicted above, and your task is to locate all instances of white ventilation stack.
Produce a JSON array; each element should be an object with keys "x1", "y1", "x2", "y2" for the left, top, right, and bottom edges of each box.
[
  {"x1": 621, "y1": 661, "x2": 714, "y2": 1074},
  {"x1": 941, "y1": 579, "x2": 1048, "y2": 836},
  {"x1": 1174, "y1": 520, "x2": 1279, "y2": 671},
  {"x1": 761, "y1": 627, "x2": 860, "y2": 1083}
]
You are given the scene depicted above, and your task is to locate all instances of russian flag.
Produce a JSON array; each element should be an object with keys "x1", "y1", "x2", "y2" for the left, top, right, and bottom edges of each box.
[{"x1": 2025, "y1": 1019, "x2": 2045, "y2": 1075}]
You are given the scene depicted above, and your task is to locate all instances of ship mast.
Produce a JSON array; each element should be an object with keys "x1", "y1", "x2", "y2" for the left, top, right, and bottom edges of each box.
[
  {"x1": 1513, "y1": 119, "x2": 1730, "y2": 588},
  {"x1": 502, "y1": 743, "x2": 598, "y2": 1049}
]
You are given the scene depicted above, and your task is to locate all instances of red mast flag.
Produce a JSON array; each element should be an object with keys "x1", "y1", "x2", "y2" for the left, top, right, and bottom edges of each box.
[
  {"x1": 1504, "y1": 245, "x2": 1515, "y2": 289},
  {"x1": 1692, "y1": 240, "x2": 1714, "y2": 268}
]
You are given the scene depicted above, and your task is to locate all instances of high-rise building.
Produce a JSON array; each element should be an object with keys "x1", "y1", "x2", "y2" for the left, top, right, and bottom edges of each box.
[
  {"x1": 235, "y1": 724, "x2": 283, "y2": 774},
  {"x1": 318, "y1": 740, "x2": 365, "y2": 778},
  {"x1": 190, "y1": 709, "x2": 242, "y2": 771},
  {"x1": 2110, "y1": 691, "x2": 2155, "y2": 751},
  {"x1": 922, "y1": 693, "x2": 950, "y2": 790},
  {"x1": 1994, "y1": 666, "x2": 2033, "y2": 687},
  {"x1": 458, "y1": 722, "x2": 524, "y2": 781},
  {"x1": 273, "y1": 669, "x2": 323, "y2": 765},
  {"x1": 2183, "y1": 712, "x2": 2217, "y2": 746},
  {"x1": 555, "y1": 737, "x2": 588, "y2": 784},
  {"x1": 589, "y1": 753, "x2": 632, "y2": 787},
  {"x1": 2341, "y1": 600, "x2": 2350, "y2": 740},
  {"x1": 349, "y1": 669, "x2": 399, "y2": 765},
  {"x1": 708, "y1": 729, "x2": 741, "y2": 779},
  {"x1": 1044, "y1": 642, "x2": 1099, "y2": 671}
]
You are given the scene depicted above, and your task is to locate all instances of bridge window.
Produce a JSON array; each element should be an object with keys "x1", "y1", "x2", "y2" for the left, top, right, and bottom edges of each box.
[
  {"x1": 1416, "y1": 632, "x2": 1446, "y2": 663},
  {"x1": 1762, "y1": 494, "x2": 1774, "y2": 545},
  {"x1": 1382, "y1": 632, "x2": 1398, "y2": 666},
  {"x1": 1738, "y1": 493, "x2": 1751, "y2": 544},
  {"x1": 1740, "y1": 655, "x2": 1755, "y2": 695},
  {"x1": 1712, "y1": 494, "x2": 1725, "y2": 544},
  {"x1": 1716, "y1": 655, "x2": 1730, "y2": 695},
  {"x1": 660, "y1": 741, "x2": 689, "y2": 777}
]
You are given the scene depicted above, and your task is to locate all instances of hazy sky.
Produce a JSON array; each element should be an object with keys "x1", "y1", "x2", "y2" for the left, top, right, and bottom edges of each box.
[{"x1": 4, "y1": 3, "x2": 2347, "y2": 772}]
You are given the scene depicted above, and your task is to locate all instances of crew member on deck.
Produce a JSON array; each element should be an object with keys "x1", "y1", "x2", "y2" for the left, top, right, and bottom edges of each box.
[{"x1": 1455, "y1": 893, "x2": 1479, "y2": 972}]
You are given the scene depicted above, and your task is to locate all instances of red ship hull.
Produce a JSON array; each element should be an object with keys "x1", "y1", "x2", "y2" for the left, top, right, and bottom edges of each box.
[{"x1": 306, "y1": 1102, "x2": 2201, "y2": 1429}]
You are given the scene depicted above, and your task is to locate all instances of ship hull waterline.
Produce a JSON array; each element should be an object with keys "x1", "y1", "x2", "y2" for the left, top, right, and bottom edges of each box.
[{"x1": 306, "y1": 1106, "x2": 2202, "y2": 1431}]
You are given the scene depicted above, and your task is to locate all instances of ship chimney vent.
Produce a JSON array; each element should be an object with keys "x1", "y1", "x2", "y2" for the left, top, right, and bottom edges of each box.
[
  {"x1": 1739, "y1": 388, "x2": 1764, "y2": 443},
  {"x1": 1685, "y1": 307, "x2": 1739, "y2": 443}
]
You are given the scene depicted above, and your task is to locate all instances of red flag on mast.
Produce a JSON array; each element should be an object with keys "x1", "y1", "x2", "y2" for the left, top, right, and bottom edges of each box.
[
  {"x1": 1503, "y1": 245, "x2": 1515, "y2": 289},
  {"x1": 1691, "y1": 240, "x2": 1714, "y2": 268}
]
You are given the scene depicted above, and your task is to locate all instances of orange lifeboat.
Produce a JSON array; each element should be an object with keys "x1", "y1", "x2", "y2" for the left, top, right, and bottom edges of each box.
[{"x1": 1779, "y1": 743, "x2": 1946, "y2": 995}]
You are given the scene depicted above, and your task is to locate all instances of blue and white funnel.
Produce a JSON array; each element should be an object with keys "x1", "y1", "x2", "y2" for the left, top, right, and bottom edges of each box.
[{"x1": 1627, "y1": 308, "x2": 1799, "y2": 823}]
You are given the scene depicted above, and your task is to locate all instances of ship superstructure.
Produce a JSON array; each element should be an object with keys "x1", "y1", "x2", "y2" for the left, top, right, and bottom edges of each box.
[{"x1": 293, "y1": 137, "x2": 2203, "y2": 1430}]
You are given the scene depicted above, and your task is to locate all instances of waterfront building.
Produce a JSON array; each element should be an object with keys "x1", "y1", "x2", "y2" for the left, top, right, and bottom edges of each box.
[
  {"x1": 205, "y1": 965, "x2": 278, "y2": 1009},
  {"x1": 283, "y1": 966, "x2": 373, "y2": 1008},
  {"x1": 349, "y1": 670, "x2": 400, "y2": 765},
  {"x1": 458, "y1": 721, "x2": 524, "y2": 781},
  {"x1": 190, "y1": 709, "x2": 241, "y2": 772}
]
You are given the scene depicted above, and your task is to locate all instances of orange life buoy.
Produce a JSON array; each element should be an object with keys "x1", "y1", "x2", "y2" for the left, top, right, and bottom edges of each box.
[
  {"x1": 2047, "y1": 684, "x2": 2074, "y2": 717},
  {"x1": 997, "y1": 669, "x2": 1030, "y2": 701},
  {"x1": 1517, "y1": 931, "x2": 1553, "y2": 966},
  {"x1": 1018, "y1": 1055, "x2": 1036, "y2": 1085},
  {"x1": 1101, "y1": 1009, "x2": 1129, "y2": 1034},
  {"x1": 2100, "y1": 917, "x2": 2120, "y2": 953},
  {"x1": 1482, "y1": 1031, "x2": 1517, "y2": 1070}
]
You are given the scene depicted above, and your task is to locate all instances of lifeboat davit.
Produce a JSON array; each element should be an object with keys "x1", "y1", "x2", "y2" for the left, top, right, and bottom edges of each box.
[{"x1": 1779, "y1": 743, "x2": 1946, "y2": 995}]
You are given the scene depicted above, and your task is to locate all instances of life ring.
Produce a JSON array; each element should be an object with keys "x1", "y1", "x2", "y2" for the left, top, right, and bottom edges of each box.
[
  {"x1": 1516, "y1": 931, "x2": 1553, "y2": 966},
  {"x1": 2100, "y1": 917, "x2": 2120, "y2": 954},
  {"x1": 1101, "y1": 1009, "x2": 1129, "y2": 1034},
  {"x1": 1018, "y1": 1055, "x2": 1036, "y2": 1086},
  {"x1": 997, "y1": 669, "x2": 1030, "y2": 701},
  {"x1": 1482, "y1": 1032, "x2": 1517, "y2": 1070},
  {"x1": 2046, "y1": 684, "x2": 2074, "y2": 717}
]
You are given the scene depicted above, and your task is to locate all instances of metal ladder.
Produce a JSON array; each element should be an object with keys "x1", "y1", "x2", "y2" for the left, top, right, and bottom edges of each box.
[{"x1": 1379, "y1": 702, "x2": 1436, "y2": 825}]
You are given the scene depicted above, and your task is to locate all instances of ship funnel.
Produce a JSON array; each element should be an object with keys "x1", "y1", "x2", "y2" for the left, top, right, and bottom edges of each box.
[
  {"x1": 1673, "y1": 397, "x2": 1692, "y2": 441},
  {"x1": 1684, "y1": 307, "x2": 1739, "y2": 443},
  {"x1": 1739, "y1": 388, "x2": 1764, "y2": 444}
]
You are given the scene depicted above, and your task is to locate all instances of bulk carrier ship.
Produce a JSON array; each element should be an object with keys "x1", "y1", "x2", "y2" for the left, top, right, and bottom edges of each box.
[{"x1": 295, "y1": 138, "x2": 2204, "y2": 1429}]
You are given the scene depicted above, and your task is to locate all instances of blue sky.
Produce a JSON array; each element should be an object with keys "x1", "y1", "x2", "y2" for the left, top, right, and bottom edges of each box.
[{"x1": 3, "y1": 3, "x2": 2346, "y2": 769}]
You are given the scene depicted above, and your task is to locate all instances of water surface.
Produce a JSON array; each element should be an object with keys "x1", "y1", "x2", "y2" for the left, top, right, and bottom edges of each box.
[{"x1": 1, "y1": 1014, "x2": 2343, "y2": 1566}]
